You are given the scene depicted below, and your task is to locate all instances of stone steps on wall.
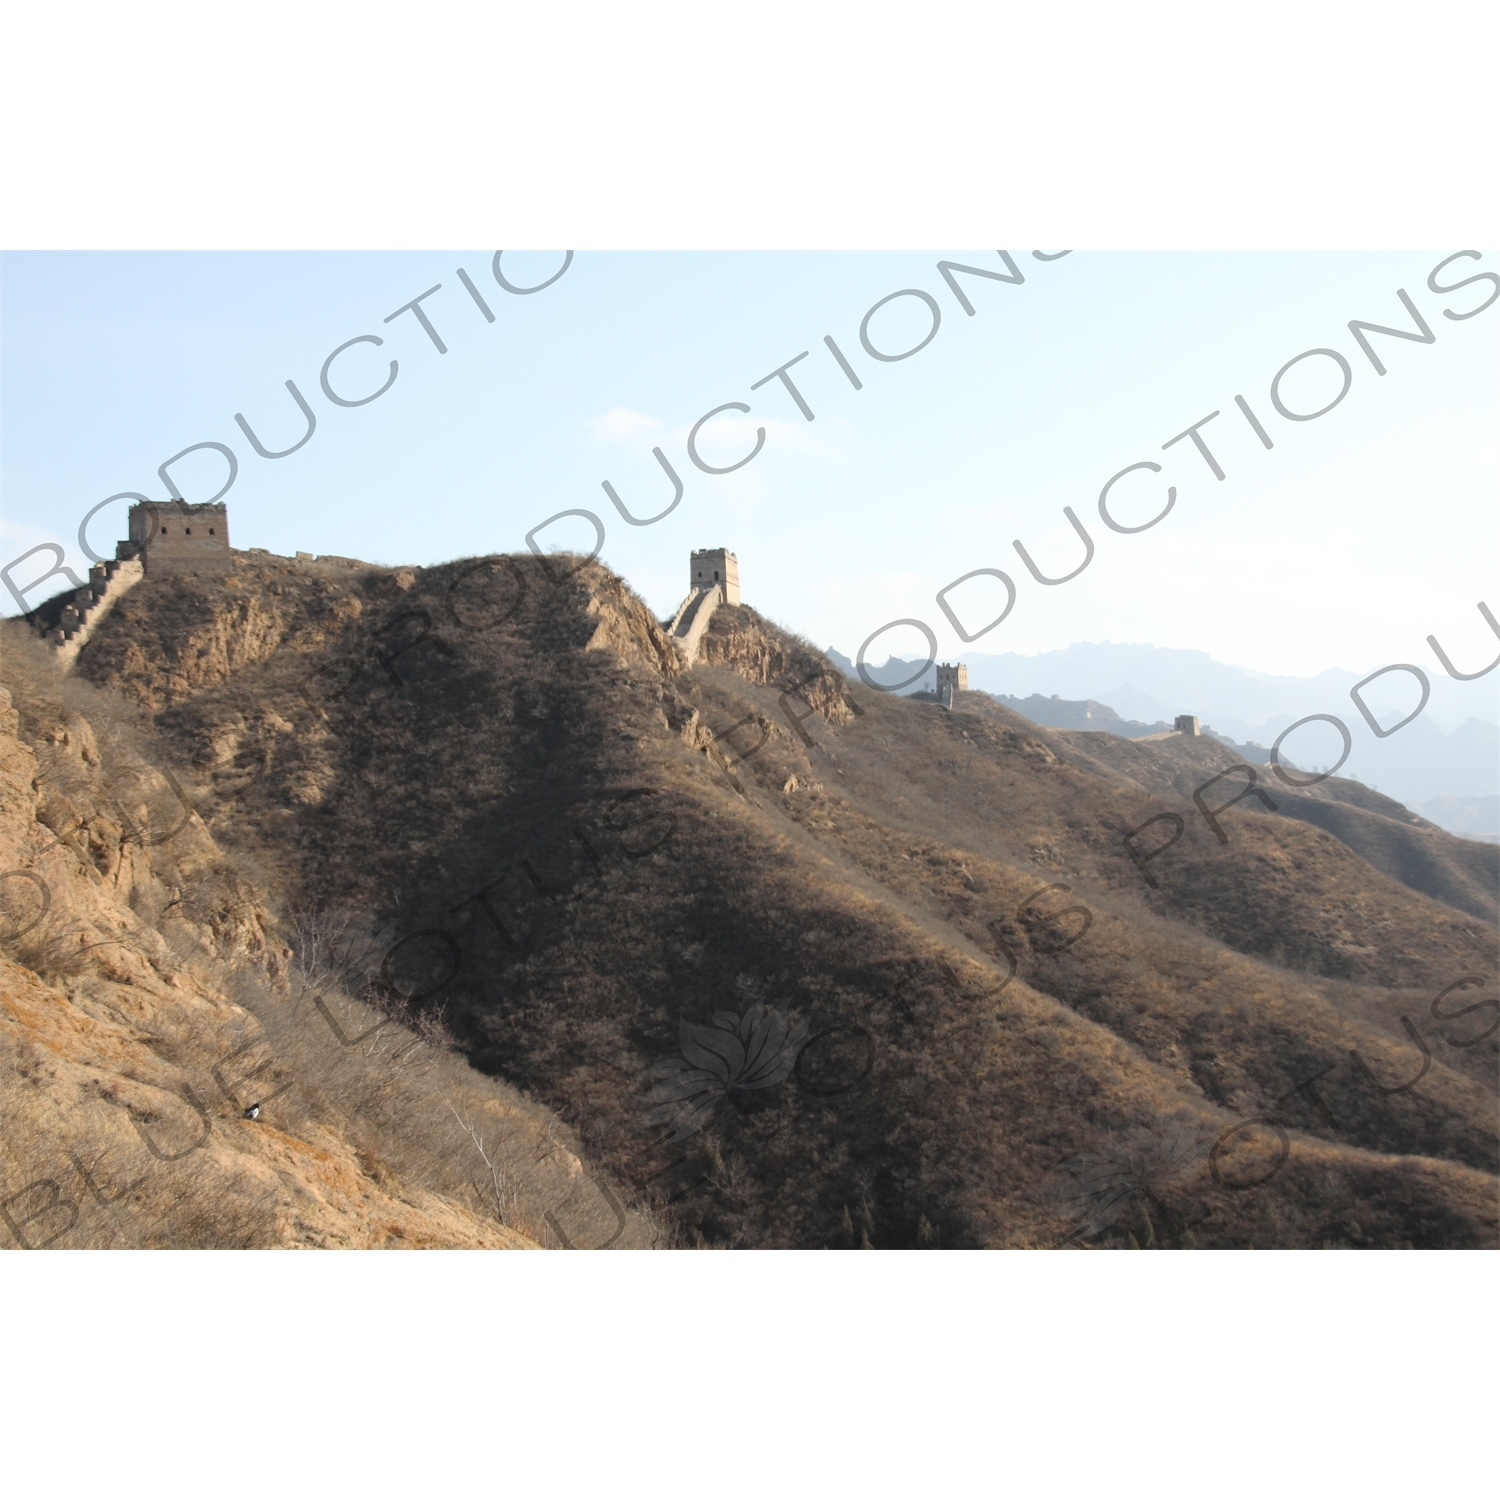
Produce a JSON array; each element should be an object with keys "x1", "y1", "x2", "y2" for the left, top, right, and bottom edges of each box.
[
  {"x1": 44, "y1": 557, "x2": 145, "y2": 670},
  {"x1": 667, "y1": 585, "x2": 723, "y2": 666},
  {"x1": 665, "y1": 590, "x2": 700, "y2": 637}
]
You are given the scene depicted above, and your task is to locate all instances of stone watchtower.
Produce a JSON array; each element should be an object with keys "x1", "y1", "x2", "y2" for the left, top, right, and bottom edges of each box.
[
  {"x1": 122, "y1": 500, "x2": 231, "y2": 574},
  {"x1": 689, "y1": 547, "x2": 739, "y2": 605},
  {"x1": 667, "y1": 548, "x2": 741, "y2": 666},
  {"x1": 935, "y1": 662, "x2": 969, "y2": 701}
]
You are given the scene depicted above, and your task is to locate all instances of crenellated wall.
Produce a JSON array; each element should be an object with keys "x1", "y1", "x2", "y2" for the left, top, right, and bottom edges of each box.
[{"x1": 43, "y1": 556, "x2": 145, "y2": 670}]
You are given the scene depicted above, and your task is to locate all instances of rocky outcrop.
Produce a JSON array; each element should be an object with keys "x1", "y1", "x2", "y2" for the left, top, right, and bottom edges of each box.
[
  {"x1": 581, "y1": 565, "x2": 684, "y2": 678},
  {"x1": 697, "y1": 604, "x2": 862, "y2": 729}
]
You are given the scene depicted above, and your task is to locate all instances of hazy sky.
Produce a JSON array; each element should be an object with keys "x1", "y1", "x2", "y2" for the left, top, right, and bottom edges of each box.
[{"x1": 3, "y1": 250, "x2": 1496, "y2": 701}]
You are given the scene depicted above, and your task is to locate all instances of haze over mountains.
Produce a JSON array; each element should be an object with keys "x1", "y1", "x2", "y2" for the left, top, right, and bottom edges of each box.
[
  {"x1": 3, "y1": 547, "x2": 1496, "y2": 1249},
  {"x1": 829, "y1": 642, "x2": 1500, "y2": 840}
]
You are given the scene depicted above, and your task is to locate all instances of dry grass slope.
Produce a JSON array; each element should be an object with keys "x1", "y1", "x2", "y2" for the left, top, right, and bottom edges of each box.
[
  {"x1": 5, "y1": 548, "x2": 1493, "y2": 1249},
  {"x1": 1, "y1": 627, "x2": 659, "y2": 1249}
]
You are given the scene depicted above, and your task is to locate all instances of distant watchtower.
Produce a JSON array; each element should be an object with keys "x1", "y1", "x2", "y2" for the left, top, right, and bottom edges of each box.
[
  {"x1": 1175, "y1": 715, "x2": 1200, "y2": 736},
  {"x1": 123, "y1": 500, "x2": 231, "y2": 574},
  {"x1": 690, "y1": 547, "x2": 739, "y2": 606},
  {"x1": 935, "y1": 662, "x2": 969, "y2": 698}
]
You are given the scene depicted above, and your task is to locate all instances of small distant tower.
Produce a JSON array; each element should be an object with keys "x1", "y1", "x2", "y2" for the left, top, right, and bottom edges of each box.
[
  {"x1": 1174, "y1": 714, "x2": 1200, "y2": 736},
  {"x1": 122, "y1": 501, "x2": 231, "y2": 574},
  {"x1": 690, "y1": 547, "x2": 740, "y2": 605},
  {"x1": 935, "y1": 662, "x2": 968, "y2": 700}
]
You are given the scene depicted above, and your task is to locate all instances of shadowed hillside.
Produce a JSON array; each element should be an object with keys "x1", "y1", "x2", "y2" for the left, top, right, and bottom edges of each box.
[
  {"x1": 0, "y1": 624, "x2": 658, "y2": 1250},
  {"x1": 10, "y1": 548, "x2": 1496, "y2": 1249}
]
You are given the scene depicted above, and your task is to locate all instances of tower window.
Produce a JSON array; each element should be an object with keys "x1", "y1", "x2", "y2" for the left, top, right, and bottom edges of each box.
[
  {"x1": 208, "y1": 527, "x2": 215, "y2": 535},
  {"x1": 185, "y1": 527, "x2": 192, "y2": 535}
]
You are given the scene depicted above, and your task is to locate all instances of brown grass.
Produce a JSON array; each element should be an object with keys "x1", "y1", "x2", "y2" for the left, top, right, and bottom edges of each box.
[{"x1": 2, "y1": 551, "x2": 1491, "y2": 1249}]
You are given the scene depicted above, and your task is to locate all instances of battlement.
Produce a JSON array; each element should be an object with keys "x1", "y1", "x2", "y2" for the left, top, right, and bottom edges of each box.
[
  {"x1": 122, "y1": 500, "x2": 230, "y2": 574},
  {"x1": 41, "y1": 556, "x2": 145, "y2": 668}
]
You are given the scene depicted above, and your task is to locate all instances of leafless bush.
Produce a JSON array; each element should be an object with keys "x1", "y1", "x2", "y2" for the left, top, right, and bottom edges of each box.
[
  {"x1": 2, "y1": 906, "x2": 94, "y2": 986},
  {"x1": 444, "y1": 1096, "x2": 522, "y2": 1225},
  {"x1": 220, "y1": 937, "x2": 658, "y2": 1248}
]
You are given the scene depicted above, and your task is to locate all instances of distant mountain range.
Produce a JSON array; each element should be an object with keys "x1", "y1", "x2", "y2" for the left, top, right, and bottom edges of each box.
[
  {"x1": 987, "y1": 693, "x2": 1171, "y2": 737},
  {"x1": 826, "y1": 642, "x2": 1500, "y2": 837}
]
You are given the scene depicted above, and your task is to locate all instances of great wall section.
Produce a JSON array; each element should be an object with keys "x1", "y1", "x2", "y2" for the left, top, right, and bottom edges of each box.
[
  {"x1": 39, "y1": 556, "x2": 146, "y2": 668},
  {"x1": 666, "y1": 546, "x2": 740, "y2": 665}
]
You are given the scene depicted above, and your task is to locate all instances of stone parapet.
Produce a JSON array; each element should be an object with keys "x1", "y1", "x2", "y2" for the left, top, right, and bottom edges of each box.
[
  {"x1": 45, "y1": 557, "x2": 145, "y2": 669},
  {"x1": 669, "y1": 585, "x2": 723, "y2": 665}
]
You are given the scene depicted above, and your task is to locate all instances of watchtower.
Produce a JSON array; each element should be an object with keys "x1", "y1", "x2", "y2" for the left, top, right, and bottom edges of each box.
[
  {"x1": 689, "y1": 547, "x2": 739, "y2": 606},
  {"x1": 935, "y1": 662, "x2": 969, "y2": 697},
  {"x1": 122, "y1": 500, "x2": 231, "y2": 574},
  {"x1": 1174, "y1": 715, "x2": 1200, "y2": 736}
]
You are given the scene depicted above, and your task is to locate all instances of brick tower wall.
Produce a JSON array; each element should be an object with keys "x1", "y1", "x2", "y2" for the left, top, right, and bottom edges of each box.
[
  {"x1": 126, "y1": 502, "x2": 231, "y2": 574},
  {"x1": 689, "y1": 548, "x2": 740, "y2": 606},
  {"x1": 935, "y1": 662, "x2": 969, "y2": 695}
]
